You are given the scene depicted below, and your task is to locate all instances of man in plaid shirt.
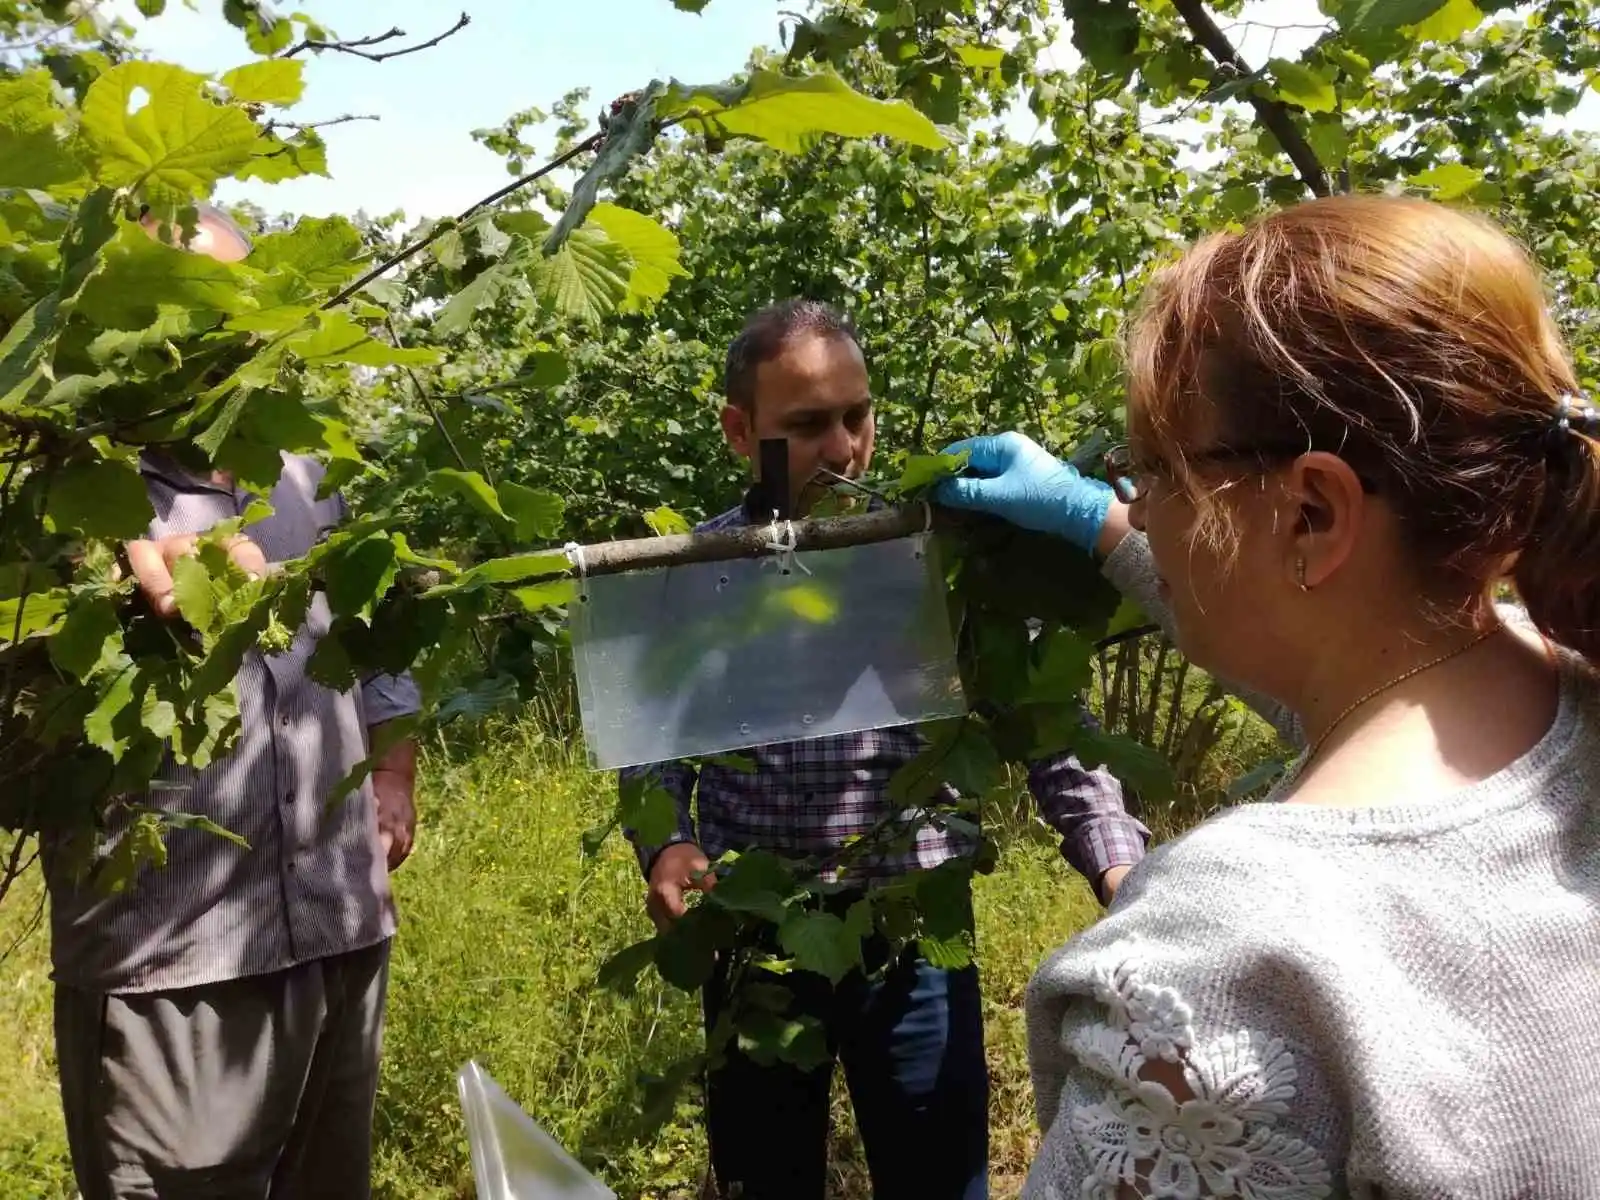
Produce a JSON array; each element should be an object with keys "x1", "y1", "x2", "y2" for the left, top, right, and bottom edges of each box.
[{"x1": 620, "y1": 299, "x2": 1148, "y2": 1200}]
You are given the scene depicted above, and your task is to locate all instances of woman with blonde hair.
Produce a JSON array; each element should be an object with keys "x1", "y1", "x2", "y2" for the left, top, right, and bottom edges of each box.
[{"x1": 937, "y1": 194, "x2": 1600, "y2": 1197}]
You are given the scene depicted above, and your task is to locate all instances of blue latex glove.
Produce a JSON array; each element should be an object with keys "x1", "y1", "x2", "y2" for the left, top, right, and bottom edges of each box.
[{"x1": 933, "y1": 432, "x2": 1114, "y2": 552}]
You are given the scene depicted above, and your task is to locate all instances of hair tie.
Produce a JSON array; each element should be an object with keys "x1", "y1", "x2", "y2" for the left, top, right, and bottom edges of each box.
[{"x1": 1553, "y1": 394, "x2": 1600, "y2": 439}]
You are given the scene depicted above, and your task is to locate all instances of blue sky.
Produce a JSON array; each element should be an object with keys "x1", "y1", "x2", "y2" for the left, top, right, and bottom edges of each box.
[{"x1": 118, "y1": 0, "x2": 786, "y2": 219}]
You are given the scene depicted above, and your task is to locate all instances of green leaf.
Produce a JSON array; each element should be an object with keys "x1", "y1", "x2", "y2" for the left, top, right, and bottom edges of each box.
[
  {"x1": 426, "y1": 552, "x2": 569, "y2": 597},
  {"x1": 433, "y1": 236, "x2": 533, "y2": 338},
  {"x1": 78, "y1": 226, "x2": 251, "y2": 329},
  {"x1": 533, "y1": 227, "x2": 631, "y2": 324},
  {"x1": 0, "y1": 590, "x2": 66, "y2": 642},
  {"x1": 1024, "y1": 627, "x2": 1094, "y2": 703},
  {"x1": 497, "y1": 481, "x2": 565, "y2": 541},
  {"x1": 1410, "y1": 162, "x2": 1484, "y2": 200},
  {"x1": 236, "y1": 127, "x2": 328, "y2": 183},
  {"x1": 1337, "y1": 0, "x2": 1449, "y2": 34},
  {"x1": 512, "y1": 579, "x2": 577, "y2": 611},
  {"x1": 1072, "y1": 728, "x2": 1174, "y2": 798},
  {"x1": 1067, "y1": 0, "x2": 1142, "y2": 75},
  {"x1": 587, "y1": 203, "x2": 687, "y2": 310},
  {"x1": 778, "y1": 909, "x2": 861, "y2": 984},
  {"x1": 1406, "y1": 0, "x2": 1483, "y2": 40},
  {"x1": 427, "y1": 468, "x2": 507, "y2": 522},
  {"x1": 898, "y1": 451, "x2": 966, "y2": 494},
  {"x1": 137, "y1": 0, "x2": 168, "y2": 14},
  {"x1": 46, "y1": 457, "x2": 152, "y2": 540},
  {"x1": 954, "y1": 45, "x2": 1005, "y2": 70},
  {"x1": 219, "y1": 59, "x2": 305, "y2": 105},
  {"x1": 287, "y1": 312, "x2": 439, "y2": 367},
  {"x1": 1306, "y1": 116, "x2": 1350, "y2": 168},
  {"x1": 50, "y1": 597, "x2": 122, "y2": 679},
  {"x1": 914, "y1": 862, "x2": 973, "y2": 940},
  {"x1": 737, "y1": 1011, "x2": 828, "y2": 1071},
  {"x1": 432, "y1": 673, "x2": 521, "y2": 725},
  {"x1": 644, "y1": 506, "x2": 692, "y2": 536},
  {"x1": 654, "y1": 905, "x2": 732, "y2": 991},
  {"x1": 1228, "y1": 758, "x2": 1287, "y2": 800},
  {"x1": 542, "y1": 86, "x2": 665, "y2": 255},
  {"x1": 140, "y1": 686, "x2": 177, "y2": 741},
  {"x1": 170, "y1": 553, "x2": 214, "y2": 633},
  {"x1": 0, "y1": 70, "x2": 88, "y2": 189},
  {"x1": 80, "y1": 61, "x2": 260, "y2": 203},
  {"x1": 598, "y1": 936, "x2": 659, "y2": 996},
  {"x1": 85, "y1": 662, "x2": 138, "y2": 758},
  {"x1": 248, "y1": 215, "x2": 363, "y2": 289},
  {"x1": 619, "y1": 772, "x2": 680, "y2": 846},
  {"x1": 323, "y1": 533, "x2": 398, "y2": 617},
  {"x1": 710, "y1": 849, "x2": 797, "y2": 923},
  {"x1": 659, "y1": 69, "x2": 946, "y2": 155},
  {"x1": 159, "y1": 810, "x2": 249, "y2": 848},
  {"x1": 918, "y1": 933, "x2": 973, "y2": 970},
  {"x1": 1267, "y1": 58, "x2": 1337, "y2": 114},
  {"x1": 941, "y1": 722, "x2": 1001, "y2": 799}
]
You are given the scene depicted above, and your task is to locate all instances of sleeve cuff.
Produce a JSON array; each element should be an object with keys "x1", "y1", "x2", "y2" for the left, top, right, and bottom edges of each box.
[{"x1": 362, "y1": 672, "x2": 422, "y2": 726}]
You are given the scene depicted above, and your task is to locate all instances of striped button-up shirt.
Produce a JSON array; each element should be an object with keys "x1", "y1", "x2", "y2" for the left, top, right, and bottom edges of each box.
[
  {"x1": 620, "y1": 505, "x2": 1149, "y2": 895},
  {"x1": 43, "y1": 452, "x2": 420, "y2": 995}
]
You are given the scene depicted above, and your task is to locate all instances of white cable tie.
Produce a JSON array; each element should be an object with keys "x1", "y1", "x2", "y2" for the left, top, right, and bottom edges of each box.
[
  {"x1": 563, "y1": 540, "x2": 589, "y2": 601},
  {"x1": 762, "y1": 518, "x2": 811, "y2": 577}
]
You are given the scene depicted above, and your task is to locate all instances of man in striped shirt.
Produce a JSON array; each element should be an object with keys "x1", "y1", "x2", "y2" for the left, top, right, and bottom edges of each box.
[
  {"x1": 620, "y1": 299, "x2": 1148, "y2": 1200},
  {"x1": 40, "y1": 205, "x2": 419, "y2": 1200}
]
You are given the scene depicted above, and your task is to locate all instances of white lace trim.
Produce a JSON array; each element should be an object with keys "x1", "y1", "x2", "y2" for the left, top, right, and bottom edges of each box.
[{"x1": 1067, "y1": 957, "x2": 1333, "y2": 1200}]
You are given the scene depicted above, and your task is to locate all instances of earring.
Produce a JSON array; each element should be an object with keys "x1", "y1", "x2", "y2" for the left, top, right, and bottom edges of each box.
[{"x1": 1295, "y1": 557, "x2": 1309, "y2": 592}]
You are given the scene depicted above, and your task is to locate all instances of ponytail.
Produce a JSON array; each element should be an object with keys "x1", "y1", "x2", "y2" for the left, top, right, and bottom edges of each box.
[{"x1": 1513, "y1": 404, "x2": 1600, "y2": 665}]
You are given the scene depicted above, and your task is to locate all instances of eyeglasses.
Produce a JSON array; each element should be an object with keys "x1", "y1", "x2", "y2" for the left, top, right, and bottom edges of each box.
[{"x1": 1102, "y1": 441, "x2": 1323, "y2": 504}]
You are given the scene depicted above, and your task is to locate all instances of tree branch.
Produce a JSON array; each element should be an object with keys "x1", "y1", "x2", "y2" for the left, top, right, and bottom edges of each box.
[
  {"x1": 321, "y1": 131, "x2": 603, "y2": 312},
  {"x1": 283, "y1": 12, "x2": 471, "y2": 62},
  {"x1": 570, "y1": 504, "x2": 967, "y2": 578},
  {"x1": 1168, "y1": 0, "x2": 1330, "y2": 197},
  {"x1": 264, "y1": 113, "x2": 380, "y2": 135}
]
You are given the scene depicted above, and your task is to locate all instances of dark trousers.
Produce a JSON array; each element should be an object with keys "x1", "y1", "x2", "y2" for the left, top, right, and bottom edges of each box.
[{"x1": 703, "y1": 937, "x2": 989, "y2": 1200}]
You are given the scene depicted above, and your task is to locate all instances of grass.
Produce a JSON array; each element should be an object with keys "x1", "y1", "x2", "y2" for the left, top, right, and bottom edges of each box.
[{"x1": 0, "y1": 717, "x2": 1176, "y2": 1200}]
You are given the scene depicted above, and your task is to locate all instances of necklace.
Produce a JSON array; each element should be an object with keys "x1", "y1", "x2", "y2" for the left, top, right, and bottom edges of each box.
[{"x1": 1302, "y1": 624, "x2": 1502, "y2": 765}]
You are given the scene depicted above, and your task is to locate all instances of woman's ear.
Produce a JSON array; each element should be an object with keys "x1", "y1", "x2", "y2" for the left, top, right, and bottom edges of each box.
[{"x1": 1284, "y1": 452, "x2": 1366, "y2": 589}]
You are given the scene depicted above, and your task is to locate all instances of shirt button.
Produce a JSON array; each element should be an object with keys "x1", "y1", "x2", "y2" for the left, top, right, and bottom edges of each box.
[{"x1": 280, "y1": 714, "x2": 291, "y2": 728}]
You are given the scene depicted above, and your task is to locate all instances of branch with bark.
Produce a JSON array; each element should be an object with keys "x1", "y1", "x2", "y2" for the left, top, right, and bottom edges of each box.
[
  {"x1": 1168, "y1": 0, "x2": 1331, "y2": 198},
  {"x1": 282, "y1": 12, "x2": 471, "y2": 62}
]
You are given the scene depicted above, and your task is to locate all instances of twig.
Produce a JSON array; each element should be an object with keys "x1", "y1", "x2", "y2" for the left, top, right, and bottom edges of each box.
[
  {"x1": 283, "y1": 12, "x2": 471, "y2": 62},
  {"x1": 321, "y1": 131, "x2": 604, "y2": 312},
  {"x1": 382, "y1": 315, "x2": 485, "y2": 485},
  {"x1": 264, "y1": 113, "x2": 381, "y2": 134},
  {"x1": 0, "y1": 837, "x2": 41, "y2": 953},
  {"x1": 1169, "y1": 0, "x2": 1330, "y2": 197},
  {"x1": 0, "y1": 434, "x2": 31, "y2": 540}
]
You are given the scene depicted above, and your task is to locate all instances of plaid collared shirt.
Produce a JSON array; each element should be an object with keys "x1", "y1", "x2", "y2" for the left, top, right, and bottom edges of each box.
[{"x1": 619, "y1": 505, "x2": 1149, "y2": 895}]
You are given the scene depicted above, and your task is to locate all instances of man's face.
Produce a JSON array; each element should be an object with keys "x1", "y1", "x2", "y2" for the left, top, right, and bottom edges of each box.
[{"x1": 719, "y1": 332, "x2": 875, "y2": 516}]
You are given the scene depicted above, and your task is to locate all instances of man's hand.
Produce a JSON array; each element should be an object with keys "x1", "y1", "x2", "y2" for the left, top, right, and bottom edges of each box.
[
  {"x1": 125, "y1": 533, "x2": 268, "y2": 619},
  {"x1": 370, "y1": 732, "x2": 418, "y2": 872},
  {"x1": 647, "y1": 842, "x2": 714, "y2": 931},
  {"x1": 1100, "y1": 864, "x2": 1133, "y2": 905}
]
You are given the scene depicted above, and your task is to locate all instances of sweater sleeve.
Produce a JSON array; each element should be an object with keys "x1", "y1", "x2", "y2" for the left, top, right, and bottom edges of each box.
[
  {"x1": 1100, "y1": 532, "x2": 1307, "y2": 750},
  {"x1": 1022, "y1": 823, "x2": 1345, "y2": 1199}
]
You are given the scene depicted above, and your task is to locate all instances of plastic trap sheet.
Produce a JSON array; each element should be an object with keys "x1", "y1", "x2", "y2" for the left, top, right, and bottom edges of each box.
[
  {"x1": 569, "y1": 534, "x2": 968, "y2": 770},
  {"x1": 458, "y1": 1061, "x2": 615, "y2": 1199}
]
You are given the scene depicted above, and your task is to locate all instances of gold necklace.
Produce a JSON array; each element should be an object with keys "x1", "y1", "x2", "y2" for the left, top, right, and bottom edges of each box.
[{"x1": 1302, "y1": 624, "x2": 1502, "y2": 765}]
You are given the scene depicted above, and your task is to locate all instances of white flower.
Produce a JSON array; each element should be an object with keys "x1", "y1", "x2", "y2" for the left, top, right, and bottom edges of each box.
[{"x1": 1067, "y1": 959, "x2": 1333, "y2": 1200}]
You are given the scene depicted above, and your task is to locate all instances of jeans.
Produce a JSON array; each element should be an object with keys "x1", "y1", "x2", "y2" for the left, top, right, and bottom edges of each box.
[{"x1": 702, "y1": 931, "x2": 989, "y2": 1200}]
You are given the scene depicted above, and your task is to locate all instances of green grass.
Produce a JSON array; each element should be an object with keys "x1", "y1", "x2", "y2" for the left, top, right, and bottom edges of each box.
[{"x1": 0, "y1": 721, "x2": 1109, "y2": 1200}]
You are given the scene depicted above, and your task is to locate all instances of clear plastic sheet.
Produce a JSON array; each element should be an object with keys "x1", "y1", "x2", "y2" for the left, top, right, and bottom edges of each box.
[
  {"x1": 569, "y1": 534, "x2": 967, "y2": 769},
  {"x1": 457, "y1": 1061, "x2": 615, "y2": 1199}
]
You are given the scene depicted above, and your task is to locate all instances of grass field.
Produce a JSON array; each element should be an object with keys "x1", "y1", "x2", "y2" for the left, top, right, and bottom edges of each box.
[{"x1": 0, "y1": 717, "x2": 1115, "y2": 1200}]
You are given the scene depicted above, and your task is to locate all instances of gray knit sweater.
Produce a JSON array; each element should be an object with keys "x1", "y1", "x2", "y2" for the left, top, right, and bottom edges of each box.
[{"x1": 1024, "y1": 532, "x2": 1600, "y2": 1199}]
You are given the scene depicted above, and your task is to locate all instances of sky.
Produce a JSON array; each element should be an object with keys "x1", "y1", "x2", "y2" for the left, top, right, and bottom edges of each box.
[{"x1": 112, "y1": 0, "x2": 1597, "y2": 221}]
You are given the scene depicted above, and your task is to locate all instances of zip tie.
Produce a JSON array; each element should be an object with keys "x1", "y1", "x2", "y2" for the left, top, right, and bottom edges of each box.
[
  {"x1": 763, "y1": 518, "x2": 811, "y2": 577},
  {"x1": 913, "y1": 500, "x2": 933, "y2": 559},
  {"x1": 563, "y1": 541, "x2": 589, "y2": 602}
]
